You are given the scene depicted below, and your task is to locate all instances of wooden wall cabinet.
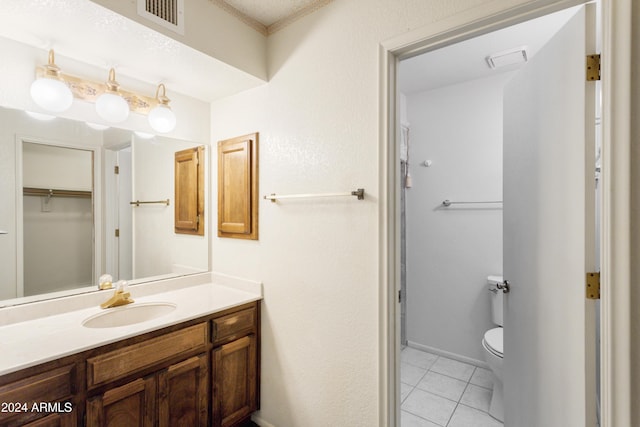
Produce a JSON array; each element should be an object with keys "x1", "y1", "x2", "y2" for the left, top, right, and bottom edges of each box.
[
  {"x1": 0, "y1": 302, "x2": 260, "y2": 427},
  {"x1": 175, "y1": 146, "x2": 205, "y2": 235},
  {"x1": 217, "y1": 133, "x2": 258, "y2": 240}
]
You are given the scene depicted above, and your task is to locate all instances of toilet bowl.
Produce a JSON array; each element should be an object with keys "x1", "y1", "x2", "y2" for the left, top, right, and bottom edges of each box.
[
  {"x1": 483, "y1": 275, "x2": 505, "y2": 422},
  {"x1": 482, "y1": 326, "x2": 504, "y2": 421}
]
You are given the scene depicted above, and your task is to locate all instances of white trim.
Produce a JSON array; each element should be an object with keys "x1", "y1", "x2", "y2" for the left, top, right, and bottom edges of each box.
[
  {"x1": 14, "y1": 134, "x2": 102, "y2": 297},
  {"x1": 406, "y1": 341, "x2": 489, "y2": 370},
  {"x1": 600, "y1": 0, "x2": 632, "y2": 426},
  {"x1": 251, "y1": 415, "x2": 276, "y2": 427},
  {"x1": 14, "y1": 136, "x2": 24, "y2": 298},
  {"x1": 379, "y1": 0, "x2": 629, "y2": 426}
]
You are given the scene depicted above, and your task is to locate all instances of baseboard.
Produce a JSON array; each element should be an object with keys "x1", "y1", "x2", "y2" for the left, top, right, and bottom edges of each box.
[
  {"x1": 251, "y1": 414, "x2": 276, "y2": 427},
  {"x1": 407, "y1": 340, "x2": 489, "y2": 370}
]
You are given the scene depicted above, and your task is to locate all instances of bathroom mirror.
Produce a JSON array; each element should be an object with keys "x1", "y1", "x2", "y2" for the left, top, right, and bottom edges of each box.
[{"x1": 0, "y1": 105, "x2": 209, "y2": 306}]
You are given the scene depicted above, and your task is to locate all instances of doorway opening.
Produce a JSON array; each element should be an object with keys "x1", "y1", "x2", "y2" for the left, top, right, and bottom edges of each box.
[{"x1": 383, "y1": 2, "x2": 602, "y2": 426}]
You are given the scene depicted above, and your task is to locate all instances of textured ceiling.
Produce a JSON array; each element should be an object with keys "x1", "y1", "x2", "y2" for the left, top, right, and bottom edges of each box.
[
  {"x1": 211, "y1": 0, "x2": 333, "y2": 35},
  {"x1": 0, "y1": 0, "x2": 265, "y2": 102},
  {"x1": 399, "y1": 6, "x2": 579, "y2": 94}
]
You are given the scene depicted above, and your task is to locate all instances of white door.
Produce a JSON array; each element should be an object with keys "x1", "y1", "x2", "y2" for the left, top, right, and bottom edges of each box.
[{"x1": 503, "y1": 5, "x2": 597, "y2": 426}]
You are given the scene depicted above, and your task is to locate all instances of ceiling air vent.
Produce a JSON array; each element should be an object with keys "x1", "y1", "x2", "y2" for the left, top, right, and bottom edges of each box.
[{"x1": 137, "y1": 0, "x2": 185, "y2": 35}]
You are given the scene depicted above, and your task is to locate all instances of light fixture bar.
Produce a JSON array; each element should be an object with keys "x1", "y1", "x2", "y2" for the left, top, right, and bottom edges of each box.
[{"x1": 35, "y1": 66, "x2": 159, "y2": 115}]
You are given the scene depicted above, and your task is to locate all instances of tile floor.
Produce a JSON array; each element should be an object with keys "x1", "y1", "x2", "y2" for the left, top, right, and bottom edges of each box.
[{"x1": 401, "y1": 347, "x2": 503, "y2": 427}]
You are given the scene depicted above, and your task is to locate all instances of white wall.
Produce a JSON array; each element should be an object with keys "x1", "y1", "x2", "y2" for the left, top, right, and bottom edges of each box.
[
  {"x1": 209, "y1": 1, "x2": 528, "y2": 426},
  {"x1": 405, "y1": 75, "x2": 507, "y2": 362},
  {"x1": 23, "y1": 196, "x2": 93, "y2": 295},
  {"x1": 132, "y1": 136, "x2": 208, "y2": 279},
  {"x1": 91, "y1": 0, "x2": 267, "y2": 81}
]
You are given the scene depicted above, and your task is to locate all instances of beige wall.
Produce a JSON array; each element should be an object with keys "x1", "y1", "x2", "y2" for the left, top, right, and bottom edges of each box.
[
  {"x1": 91, "y1": 0, "x2": 267, "y2": 81},
  {"x1": 631, "y1": 1, "x2": 640, "y2": 425},
  {"x1": 210, "y1": 1, "x2": 531, "y2": 425}
]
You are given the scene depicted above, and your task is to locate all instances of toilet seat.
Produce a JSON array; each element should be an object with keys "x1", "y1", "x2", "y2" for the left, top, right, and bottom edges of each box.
[{"x1": 483, "y1": 327, "x2": 503, "y2": 358}]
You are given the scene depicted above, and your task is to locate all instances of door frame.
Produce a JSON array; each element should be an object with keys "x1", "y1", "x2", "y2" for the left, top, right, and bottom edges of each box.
[
  {"x1": 378, "y1": 0, "x2": 631, "y2": 426},
  {"x1": 14, "y1": 135, "x2": 103, "y2": 297}
]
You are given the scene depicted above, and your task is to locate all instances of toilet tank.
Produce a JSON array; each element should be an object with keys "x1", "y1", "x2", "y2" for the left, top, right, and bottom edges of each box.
[{"x1": 487, "y1": 275, "x2": 504, "y2": 326}]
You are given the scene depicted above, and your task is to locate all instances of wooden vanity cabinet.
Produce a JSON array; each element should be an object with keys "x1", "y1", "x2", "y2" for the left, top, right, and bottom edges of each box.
[
  {"x1": 86, "y1": 354, "x2": 209, "y2": 427},
  {"x1": 0, "y1": 301, "x2": 260, "y2": 427},
  {"x1": 211, "y1": 305, "x2": 259, "y2": 427},
  {"x1": 212, "y1": 335, "x2": 257, "y2": 427},
  {"x1": 85, "y1": 322, "x2": 210, "y2": 427},
  {"x1": 158, "y1": 354, "x2": 209, "y2": 427},
  {"x1": 86, "y1": 376, "x2": 156, "y2": 427},
  {"x1": 0, "y1": 359, "x2": 83, "y2": 427}
]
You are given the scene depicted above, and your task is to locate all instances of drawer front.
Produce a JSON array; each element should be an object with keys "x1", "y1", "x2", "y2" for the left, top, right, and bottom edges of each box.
[
  {"x1": 212, "y1": 306, "x2": 256, "y2": 345},
  {"x1": 0, "y1": 365, "x2": 76, "y2": 424},
  {"x1": 87, "y1": 323, "x2": 207, "y2": 388}
]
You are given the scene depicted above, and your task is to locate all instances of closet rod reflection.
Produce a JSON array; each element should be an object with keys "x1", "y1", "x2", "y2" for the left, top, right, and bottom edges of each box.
[
  {"x1": 441, "y1": 199, "x2": 502, "y2": 207},
  {"x1": 130, "y1": 199, "x2": 170, "y2": 207}
]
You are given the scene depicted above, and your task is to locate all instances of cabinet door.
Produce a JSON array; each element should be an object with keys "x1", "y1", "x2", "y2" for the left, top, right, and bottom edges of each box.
[
  {"x1": 158, "y1": 354, "x2": 208, "y2": 427},
  {"x1": 217, "y1": 133, "x2": 258, "y2": 240},
  {"x1": 86, "y1": 376, "x2": 155, "y2": 427},
  {"x1": 212, "y1": 335, "x2": 257, "y2": 427},
  {"x1": 22, "y1": 413, "x2": 76, "y2": 427},
  {"x1": 0, "y1": 364, "x2": 79, "y2": 427},
  {"x1": 175, "y1": 146, "x2": 205, "y2": 235}
]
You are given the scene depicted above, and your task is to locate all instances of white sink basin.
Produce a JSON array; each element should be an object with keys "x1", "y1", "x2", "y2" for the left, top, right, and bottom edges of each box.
[{"x1": 82, "y1": 302, "x2": 177, "y2": 328}]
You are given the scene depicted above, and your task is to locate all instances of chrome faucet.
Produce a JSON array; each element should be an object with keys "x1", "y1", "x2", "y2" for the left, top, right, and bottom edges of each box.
[{"x1": 100, "y1": 280, "x2": 134, "y2": 309}]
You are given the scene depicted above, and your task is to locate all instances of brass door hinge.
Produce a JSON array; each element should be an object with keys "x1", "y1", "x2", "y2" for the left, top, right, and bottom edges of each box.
[
  {"x1": 114, "y1": 165, "x2": 120, "y2": 174},
  {"x1": 586, "y1": 272, "x2": 600, "y2": 299},
  {"x1": 586, "y1": 54, "x2": 601, "y2": 81},
  {"x1": 115, "y1": 228, "x2": 120, "y2": 237}
]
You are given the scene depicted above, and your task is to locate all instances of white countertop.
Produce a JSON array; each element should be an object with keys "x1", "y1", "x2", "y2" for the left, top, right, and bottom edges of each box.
[{"x1": 0, "y1": 273, "x2": 262, "y2": 376}]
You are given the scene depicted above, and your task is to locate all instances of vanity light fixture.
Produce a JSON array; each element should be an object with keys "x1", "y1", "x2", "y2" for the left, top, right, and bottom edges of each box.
[
  {"x1": 29, "y1": 50, "x2": 74, "y2": 113},
  {"x1": 29, "y1": 49, "x2": 179, "y2": 133},
  {"x1": 95, "y1": 69, "x2": 130, "y2": 123},
  {"x1": 148, "y1": 84, "x2": 176, "y2": 133}
]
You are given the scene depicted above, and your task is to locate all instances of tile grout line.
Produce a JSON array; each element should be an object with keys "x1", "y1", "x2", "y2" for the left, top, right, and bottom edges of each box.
[
  {"x1": 445, "y1": 367, "x2": 475, "y2": 427},
  {"x1": 402, "y1": 349, "x2": 502, "y2": 426}
]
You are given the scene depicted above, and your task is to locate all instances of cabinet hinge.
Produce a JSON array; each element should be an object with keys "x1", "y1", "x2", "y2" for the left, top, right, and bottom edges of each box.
[
  {"x1": 586, "y1": 54, "x2": 601, "y2": 81},
  {"x1": 586, "y1": 272, "x2": 600, "y2": 299},
  {"x1": 398, "y1": 290, "x2": 402, "y2": 303},
  {"x1": 115, "y1": 228, "x2": 120, "y2": 237},
  {"x1": 114, "y1": 165, "x2": 120, "y2": 174}
]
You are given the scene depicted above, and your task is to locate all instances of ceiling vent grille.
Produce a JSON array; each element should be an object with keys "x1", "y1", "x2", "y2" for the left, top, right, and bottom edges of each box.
[{"x1": 137, "y1": 0, "x2": 184, "y2": 35}]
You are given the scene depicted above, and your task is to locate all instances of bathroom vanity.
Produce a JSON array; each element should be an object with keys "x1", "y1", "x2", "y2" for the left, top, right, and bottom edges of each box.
[{"x1": 0, "y1": 275, "x2": 261, "y2": 427}]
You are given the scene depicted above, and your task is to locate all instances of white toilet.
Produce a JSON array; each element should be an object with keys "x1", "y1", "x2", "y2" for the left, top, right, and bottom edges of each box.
[{"x1": 483, "y1": 275, "x2": 504, "y2": 422}]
